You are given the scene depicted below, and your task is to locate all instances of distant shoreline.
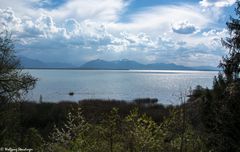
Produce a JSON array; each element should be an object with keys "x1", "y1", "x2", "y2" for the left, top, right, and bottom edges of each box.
[{"x1": 22, "y1": 68, "x2": 219, "y2": 71}]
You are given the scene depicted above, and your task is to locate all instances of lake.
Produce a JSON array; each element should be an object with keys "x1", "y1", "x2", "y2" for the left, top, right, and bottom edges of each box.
[{"x1": 24, "y1": 69, "x2": 218, "y2": 104}]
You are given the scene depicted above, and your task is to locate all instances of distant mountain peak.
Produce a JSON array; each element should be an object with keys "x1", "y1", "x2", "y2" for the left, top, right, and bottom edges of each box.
[
  {"x1": 95, "y1": 59, "x2": 104, "y2": 61},
  {"x1": 121, "y1": 59, "x2": 130, "y2": 61}
]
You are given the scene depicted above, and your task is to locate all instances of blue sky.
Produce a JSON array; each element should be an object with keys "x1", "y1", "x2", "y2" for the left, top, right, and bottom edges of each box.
[{"x1": 0, "y1": 0, "x2": 237, "y2": 66}]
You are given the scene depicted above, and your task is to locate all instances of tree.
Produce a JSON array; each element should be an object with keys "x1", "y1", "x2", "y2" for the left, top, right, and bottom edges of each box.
[
  {"x1": 191, "y1": 1, "x2": 240, "y2": 151},
  {"x1": 218, "y1": 1, "x2": 240, "y2": 151},
  {"x1": 0, "y1": 31, "x2": 37, "y2": 102},
  {"x1": 47, "y1": 108, "x2": 93, "y2": 152},
  {"x1": 221, "y1": 1, "x2": 240, "y2": 82},
  {"x1": 100, "y1": 108, "x2": 124, "y2": 152},
  {"x1": 124, "y1": 109, "x2": 162, "y2": 152},
  {"x1": 0, "y1": 31, "x2": 37, "y2": 147},
  {"x1": 23, "y1": 128, "x2": 44, "y2": 151},
  {"x1": 161, "y1": 108, "x2": 206, "y2": 152}
]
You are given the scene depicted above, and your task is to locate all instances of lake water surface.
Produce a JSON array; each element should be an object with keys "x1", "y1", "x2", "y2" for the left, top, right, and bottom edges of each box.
[{"x1": 25, "y1": 70, "x2": 218, "y2": 104}]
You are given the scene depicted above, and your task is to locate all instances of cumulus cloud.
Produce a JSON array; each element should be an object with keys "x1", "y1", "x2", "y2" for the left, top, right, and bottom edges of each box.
[
  {"x1": 200, "y1": 0, "x2": 236, "y2": 8},
  {"x1": 0, "y1": 8, "x2": 22, "y2": 31},
  {"x1": 97, "y1": 32, "x2": 156, "y2": 53},
  {"x1": 63, "y1": 19, "x2": 80, "y2": 34},
  {"x1": 0, "y1": 0, "x2": 230, "y2": 67},
  {"x1": 35, "y1": 15, "x2": 59, "y2": 35},
  {"x1": 202, "y1": 28, "x2": 228, "y2": 37},
  {"x1": 172, "y1": 21, "x2": 198, "y2": 34}
]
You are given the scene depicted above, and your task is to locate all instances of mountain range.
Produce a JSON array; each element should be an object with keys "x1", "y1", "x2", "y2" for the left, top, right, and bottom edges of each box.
[
  {"x1": 80, "y1": 59, "x2": 218, "y2": 70},
  {"x1": 19, "y1": 57, "x2": 218, "y2": 71}
]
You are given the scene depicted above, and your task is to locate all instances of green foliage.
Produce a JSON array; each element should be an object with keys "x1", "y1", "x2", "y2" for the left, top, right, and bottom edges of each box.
[
  {"x1": 44, "y1": 107, "x2": 206, "y2": 152},
  {"x1": 0, "y1": 99, "x2": 210, "y2": 152},
  {"x1": 23, "y1": 128, "x2": 44, "y2": 151},
  {"x1": 46, "y1": 107, "x2": 168, "y2": 152},
  {"x1": 47, "y1": 108, "x2": 91, "y2": 152},
  {"x1": 124, "y1": 108, "x2": 162, "y2": 152},
  {"x1": 99, "y1": 108, "x2": 124, "y2": 152},
  {"x1": 160, "y1": 108, "x2": 206, "y2": 152}
]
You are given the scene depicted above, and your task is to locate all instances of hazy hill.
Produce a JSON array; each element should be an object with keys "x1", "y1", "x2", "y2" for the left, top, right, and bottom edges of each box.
[
  {"x1": 19, "y1": 56, "x2": 218, "y2": 70},
  {"x1": 144, "y1": 63, "x2": 192, "y2": 70},
  {"x1": 19, "y1": 56, "x2": 75, "y2": 69},
  {"x1": 80, "y1": 59, "x2": 218, "y2": 70},
  {"x1": 80, "y1": 59, "x2": 144, "y2": 70}
]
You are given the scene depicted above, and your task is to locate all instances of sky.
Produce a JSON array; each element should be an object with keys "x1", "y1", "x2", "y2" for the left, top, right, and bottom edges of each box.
[{"x1": 0, "y1": 0, "x2": 237, "y2": 66}]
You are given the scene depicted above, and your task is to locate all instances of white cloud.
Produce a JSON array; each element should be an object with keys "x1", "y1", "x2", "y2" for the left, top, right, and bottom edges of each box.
[
  {"x1": 42, "y1": 0, "x2": 131, "y2": 22},
  {"x1": 0, "y1": 0, "x2": 131, "y2": 22},
  {"x1": 63, "y1": 19, "x2": 81, "y2": 35},
  {"x1": 108, "y1": 4, "x2": 211, "y2": 34},
  {"x1": 35, "y1": 15, "x2": 58, "y2": 35},
  {"x1": 201, "y1": 28, "x2": 228, "y2": 51},
  {"x1": 0, "y1": 0, "x2": 39, "y2": 18},
  {"x1": 174, "y1": 53, "x2": 221, "y2": 67},
  {"x1": 202, "y1": 28, "x2": 228, "y2": 37},
  {"x1": 0, "y1": 0, "x2": 230, "y2": 67},
  {"x1": 97, "y1": 32, "x2": 156, "y2": 53},
  {"x1": 0, "y1": 8, "x2": 22, "y2": 32},
  {"x1": 172, "y1": 21, "x2": 198, "y2": 34},
  {"x1": 200, "y1": 0, "x2": 236, "y2": 8},
  {"x1": 157, "y1": 37, "x2": 177, "y2": 50}
]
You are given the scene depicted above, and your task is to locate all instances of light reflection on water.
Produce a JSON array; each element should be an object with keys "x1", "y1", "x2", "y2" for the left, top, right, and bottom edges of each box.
[{"x1": 24, "y1": 70, "x2": 218, "y2": 104}]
